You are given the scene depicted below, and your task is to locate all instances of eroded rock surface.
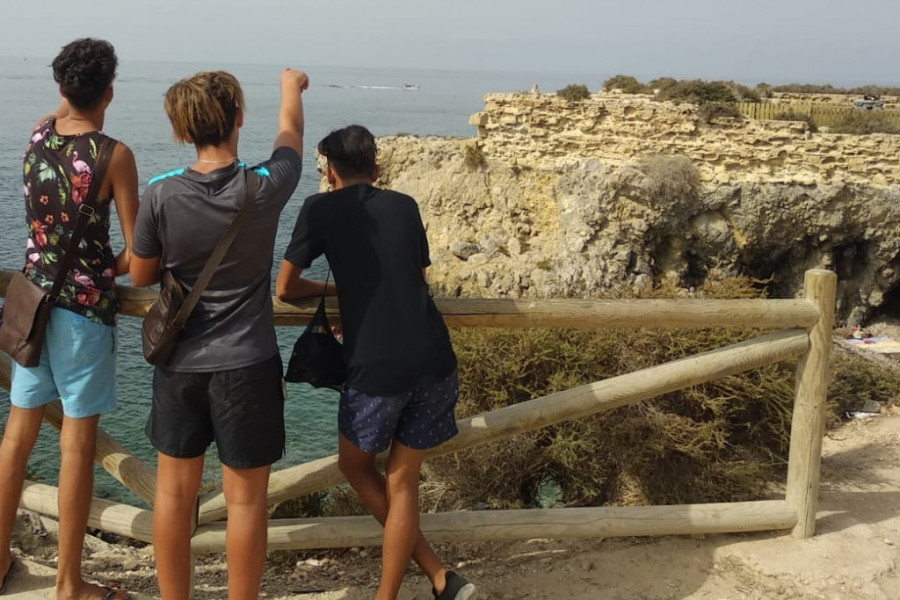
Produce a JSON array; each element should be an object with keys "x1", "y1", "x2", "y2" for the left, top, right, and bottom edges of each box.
[{"x1": 371, "y1": 94, "x2": 900, "y2": 323}]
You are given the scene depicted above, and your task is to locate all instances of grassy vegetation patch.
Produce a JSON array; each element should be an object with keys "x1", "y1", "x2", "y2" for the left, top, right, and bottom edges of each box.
[{"x1": 829, "y1": 111, "x2": 900, "y2": 135}]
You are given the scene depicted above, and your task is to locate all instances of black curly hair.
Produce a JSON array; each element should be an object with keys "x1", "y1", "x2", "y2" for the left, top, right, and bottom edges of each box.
[{"x1": 51, "y1": 38, "x2": 117, "y2": 110}]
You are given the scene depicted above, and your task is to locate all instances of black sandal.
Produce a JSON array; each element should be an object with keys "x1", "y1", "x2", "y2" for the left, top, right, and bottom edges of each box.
[
  {"x1": 100, "y1": 585, "x2": 131, "y2": 600},
  {"x1": 100, "y1": 586, "x2": 132, "y2": 600}
]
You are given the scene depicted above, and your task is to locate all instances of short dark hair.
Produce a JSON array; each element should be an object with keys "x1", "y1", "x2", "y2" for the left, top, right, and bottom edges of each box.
[
  {"x1": 51, "y1": 38, "x2": 118, "y2": 110},
  {"x1": 317, "y1": 125, "x2": 377, "y2": 179}
]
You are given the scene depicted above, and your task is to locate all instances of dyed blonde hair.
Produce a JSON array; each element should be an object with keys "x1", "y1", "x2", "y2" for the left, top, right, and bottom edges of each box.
[{"x1": 164, "y1": 71, "x2": 244, "y2": 147}]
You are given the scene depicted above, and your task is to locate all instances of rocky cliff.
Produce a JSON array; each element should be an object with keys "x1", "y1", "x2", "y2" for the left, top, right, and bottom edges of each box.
[{"x1": 372, "y1": 93, "x2": 900, "y2": 324}]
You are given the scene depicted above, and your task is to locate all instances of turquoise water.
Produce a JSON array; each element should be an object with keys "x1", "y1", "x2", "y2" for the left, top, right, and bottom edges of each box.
[{"x1": 0, "y1": 57, "x2": 597, "y2": 504}]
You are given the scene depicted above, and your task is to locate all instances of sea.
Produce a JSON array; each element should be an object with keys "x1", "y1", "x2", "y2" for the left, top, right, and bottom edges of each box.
[{"x1": 0, "y1": 56, "x2": 598, "y2": 506}]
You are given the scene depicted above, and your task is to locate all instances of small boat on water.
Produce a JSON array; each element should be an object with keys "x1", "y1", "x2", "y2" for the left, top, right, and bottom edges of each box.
[{"x1": 402, "y1": 84, "x2": 419, "y2": 91}]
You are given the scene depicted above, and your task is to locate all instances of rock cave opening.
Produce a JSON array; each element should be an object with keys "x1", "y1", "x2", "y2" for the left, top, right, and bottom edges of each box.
[
  {"x1": 830, "y1": 238, "x2": 870, "y2": 282},
  {"x1": 870, "y1": 282, "x2": 900, "y2": 322}
]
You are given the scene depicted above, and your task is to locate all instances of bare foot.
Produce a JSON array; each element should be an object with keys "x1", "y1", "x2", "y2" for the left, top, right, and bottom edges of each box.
[{"x1": 56, "y1": 581, "x2": 131, "y2": 600}]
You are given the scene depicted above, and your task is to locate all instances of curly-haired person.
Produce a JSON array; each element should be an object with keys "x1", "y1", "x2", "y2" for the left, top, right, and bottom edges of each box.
[{"x1": 0, "y1": 38, "x2": 139, "y2": 600}]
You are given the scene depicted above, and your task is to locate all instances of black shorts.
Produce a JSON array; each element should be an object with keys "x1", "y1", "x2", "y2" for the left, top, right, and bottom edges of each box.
[{"x1": 146, "y1": 353, "x2": 285, "y2": 469}]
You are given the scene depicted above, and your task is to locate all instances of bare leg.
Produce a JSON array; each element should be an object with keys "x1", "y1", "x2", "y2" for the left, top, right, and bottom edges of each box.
[
  {"x1": 0, "y1": 405, "x2": 45, "y2": 578},
  {"x1": 56, "y1": 414, "x2": 129, "y2": 600},
  {"x1": 338, "y1": 435, "x2": 448, "y2": 596},
  {"x1": 221, "y1": 463, "x2": 271, "y2": 600},
  {"x1": 153, "y1": 453, "x2": 204, "y2": 600},
  {"x1": 376, "y1": 440, "x2": 428, "y2": 600}
]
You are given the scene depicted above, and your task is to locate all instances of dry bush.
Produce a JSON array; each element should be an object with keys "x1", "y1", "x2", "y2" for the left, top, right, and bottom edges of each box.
[
  {"x1": 556, "y1": 83, "x2": 591, "y2": 102},
  {"x1": 648, "y1": 77, "x2": 678, "y2": 93},
  {"x1": 829, "y1": 111, "x2": 900, "y2": 135},
  {"x1": 698, "y1": 101, "x2": 742, "y2": 123},
  {"x1": 828, "y1": 350, "x2": 900, "y2": 420},
  {"x1": 461, "y1": 144, "x2": 486, "y2": 170},
  {"x1": 656, "y1": 80, "x2": 737, "y2": 104},
  {"x1": 637, "y1": 154, "x2": 701, "y2": 205},
  {"x1": 431, "y1": 322, "x2": 793, "y2": 509},
  {"x1": 771, "y1": 83, "x2": 900, "y2": 96},
  {"x1": 602, "y1": 75, "x2": 649, "y2": 94},
  {"x1": 421, "y1": 276, "x2": 900, "y2": 511}
]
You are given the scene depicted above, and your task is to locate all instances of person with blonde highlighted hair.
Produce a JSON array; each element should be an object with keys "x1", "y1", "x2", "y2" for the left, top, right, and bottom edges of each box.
[{"x1": 130, "y1": 68, "x2": 308, "y2": 600}]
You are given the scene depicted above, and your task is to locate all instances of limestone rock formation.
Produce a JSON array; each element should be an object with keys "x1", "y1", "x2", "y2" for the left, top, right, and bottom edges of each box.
[{"x1": 370, "y1": 94, "x2": 900, "y2": 324}]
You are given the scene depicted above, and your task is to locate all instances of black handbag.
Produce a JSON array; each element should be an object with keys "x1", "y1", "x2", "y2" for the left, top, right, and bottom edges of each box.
[
  {"x1": 141, "y1": 170, "x2": 259, "y2": 367},
  {"x1": 285, "y1": 268, "x2": 346, "y2": 391},
  {"x1": 0, "y1": 139, "x2": 113, "y2": 367}
]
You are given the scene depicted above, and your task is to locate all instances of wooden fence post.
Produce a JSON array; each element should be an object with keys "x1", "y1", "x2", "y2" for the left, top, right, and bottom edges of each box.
[{"x1": 786, "y1": 269, "x2": 837, "y2": 538}]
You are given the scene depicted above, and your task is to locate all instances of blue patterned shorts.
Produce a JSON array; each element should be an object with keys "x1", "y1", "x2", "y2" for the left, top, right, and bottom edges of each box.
[{"x1": 339, "y1": 370, "x2": 459, "y2": 453}]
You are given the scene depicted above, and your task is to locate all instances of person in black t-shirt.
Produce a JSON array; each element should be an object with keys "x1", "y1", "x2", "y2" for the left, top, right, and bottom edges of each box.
[{"x1": 276, "y1": 125, "x2": 475, "y2": 600}]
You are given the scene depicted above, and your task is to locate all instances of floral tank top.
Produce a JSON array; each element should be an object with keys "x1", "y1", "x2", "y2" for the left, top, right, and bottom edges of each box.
[{"x1": 21, "y1": 119, "x2": 118, "y2": 325}]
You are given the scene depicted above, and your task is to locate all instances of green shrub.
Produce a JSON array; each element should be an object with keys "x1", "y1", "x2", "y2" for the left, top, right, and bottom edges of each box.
[
  {"x1": 698, "y1": 102, "x2": 742, "y2": 123},
  {"x1": 602, "y1": 75, "x2": 648, "y2": 94},
  {"x1": 657, "y1": 80, "x2": 737, "y2": 104},
  {"x1": 829, "y1": 111, "x2": 900, "y2": 135},
  {"x1": 771, "y1": 83, "x2": 842, "y2": 94},
  {"x1": 771, "y1": 83, "x2": 900, "y2": 96},
  {"x1": 556, "y1": 83, "x2": 591, "y2": 102},
  {"x1": 648, "y1": 77, "x2": 678, "y2": 93}
]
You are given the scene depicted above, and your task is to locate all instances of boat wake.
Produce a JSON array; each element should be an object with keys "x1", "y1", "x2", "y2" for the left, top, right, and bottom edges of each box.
[{"x1": 325, "y1": 84, "x2": 419, "y2": 91}]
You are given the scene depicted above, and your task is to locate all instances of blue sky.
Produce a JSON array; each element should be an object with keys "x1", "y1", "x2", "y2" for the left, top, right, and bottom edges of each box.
[{"x1": 1, "y1": 0, "x2": 898, "y2": 85}]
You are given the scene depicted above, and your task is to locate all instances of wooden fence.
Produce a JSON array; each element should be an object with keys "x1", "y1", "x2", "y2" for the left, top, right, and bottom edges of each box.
[
  {"x1": 737, "y1": 100, "x2": 900, "y2": 129},
  {"x1": 0, "y1": 268, "x2": 836, "y2": 580}
]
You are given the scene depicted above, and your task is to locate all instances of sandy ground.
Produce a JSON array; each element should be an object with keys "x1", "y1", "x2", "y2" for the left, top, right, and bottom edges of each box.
[{"x1": 3, "y1": 408, "x2": 899, "y2": 600}]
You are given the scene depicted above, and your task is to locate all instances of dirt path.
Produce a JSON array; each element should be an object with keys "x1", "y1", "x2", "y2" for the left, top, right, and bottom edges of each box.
[{"x1": 4, "y1": 413, "x2": 900, "y2": 599}]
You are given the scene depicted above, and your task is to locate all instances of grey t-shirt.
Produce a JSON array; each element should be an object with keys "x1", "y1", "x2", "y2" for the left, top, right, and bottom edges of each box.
[{"x1": 133, "y1": 147, "x2": 302, "y2": 372}]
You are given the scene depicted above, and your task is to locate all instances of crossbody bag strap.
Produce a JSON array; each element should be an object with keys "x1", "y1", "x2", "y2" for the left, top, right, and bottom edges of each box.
[
  {"x1": 48, "y1": 137, "x2": 115, "y2": 300},
  {"x1": 172, "y1": 169, "x2": 260, "y2": 327},
  {"x1": 322, "y1": 267, "x2": 331, "y2": 300}
]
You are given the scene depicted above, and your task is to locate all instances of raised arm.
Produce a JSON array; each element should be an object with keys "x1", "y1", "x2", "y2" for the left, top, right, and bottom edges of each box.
[{"x1": 272, "y1": 68, "x2": 309, "y2": 157}]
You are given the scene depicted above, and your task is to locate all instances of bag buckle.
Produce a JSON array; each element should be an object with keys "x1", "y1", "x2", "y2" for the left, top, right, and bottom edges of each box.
[{"x1": 78, "y1": 204, "x2": 95, "y2": 217}]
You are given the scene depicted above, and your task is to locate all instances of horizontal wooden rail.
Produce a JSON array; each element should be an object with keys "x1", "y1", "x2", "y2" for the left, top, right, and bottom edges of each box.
[
  {"x1": 42, "y1": 401, "x2": 157, "y2": 507},
  {"x1": 20, "y1": 481, "x2": 153, "y2": 543},
  {"x1": 0, "y1": 270, "x2": 820, "y2": 330},
  {"x1": 199, "y1": 328, "x2": 809, "y2": 522},
  {"x1": 192, "y1": 500, "x2": 797, "y2": 553},
  {"x1": 0, "y1": 354, "x2": 156, "y2": 507}
]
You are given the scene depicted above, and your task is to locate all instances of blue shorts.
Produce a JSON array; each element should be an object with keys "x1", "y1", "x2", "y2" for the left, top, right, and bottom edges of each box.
[
  {"x1": 339, "y1": 370, "x2": 459, "y2": 453},
  {"x1": 9, "y1": 307, "x2": 117, "y2": 418}
]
